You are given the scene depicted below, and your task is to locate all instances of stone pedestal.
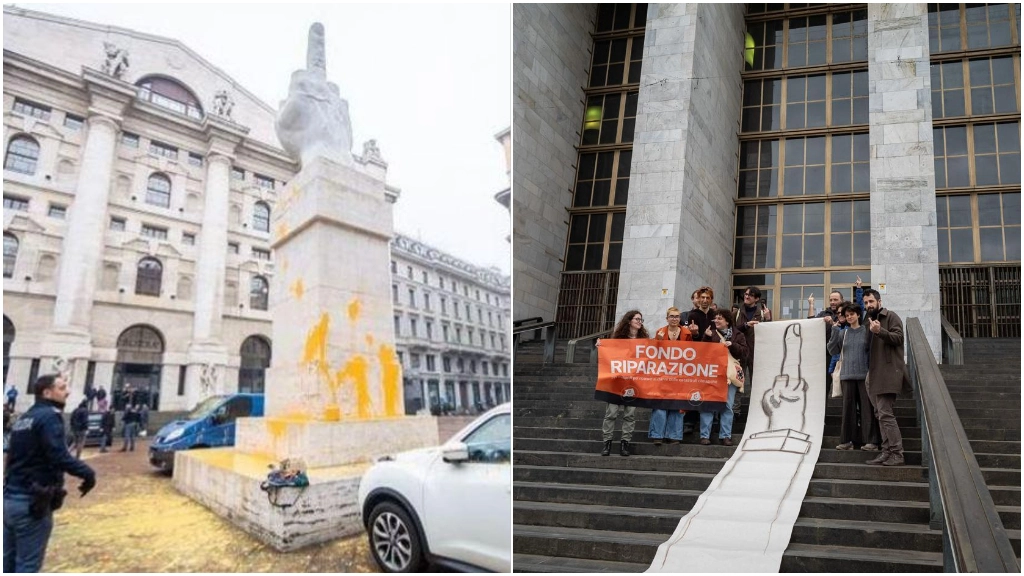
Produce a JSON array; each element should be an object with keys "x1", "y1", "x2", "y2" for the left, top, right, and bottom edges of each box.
[{"x1": 174, "y1": 155, "x2": 437, "y2": 550}]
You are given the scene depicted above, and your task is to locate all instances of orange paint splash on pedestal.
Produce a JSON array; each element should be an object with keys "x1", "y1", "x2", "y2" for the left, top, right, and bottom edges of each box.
[
  {"x1": 335, "y1": 356, "x2": 371, "y2": 420},
  {"x1": 347, "y1": 299, "x2": 361, "y2": 323},
  {"x1": 378, "y1": 344, "x2": 402, "y2": 417},
  {"x1": 290, "y1": 278, "x2": 305, "y2": 300},
  {"x1": 302, "y1": 313, "x2": 332, "y2": 385}
]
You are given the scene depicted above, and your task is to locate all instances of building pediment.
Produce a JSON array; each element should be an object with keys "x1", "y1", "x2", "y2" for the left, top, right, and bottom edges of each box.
[{"x1": 3, "y1": 212, "x2": 47, "y2": 233}]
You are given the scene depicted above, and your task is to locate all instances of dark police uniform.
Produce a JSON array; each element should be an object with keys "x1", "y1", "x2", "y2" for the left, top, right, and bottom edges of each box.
[{"x1": 4, "y1": 398, "x2": 95, "y2": 573}]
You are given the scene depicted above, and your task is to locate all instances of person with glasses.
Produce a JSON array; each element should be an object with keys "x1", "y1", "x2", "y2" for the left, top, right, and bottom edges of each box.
[
  {"x1": 649, "y1": 307, "x2": 691, "y2": 446},
  {"x1": 735, "y1": 286, "x2": 771, "y2": 374},
  {"x1": 595, "y1": 310, "x2": 649, "y2": 457}
]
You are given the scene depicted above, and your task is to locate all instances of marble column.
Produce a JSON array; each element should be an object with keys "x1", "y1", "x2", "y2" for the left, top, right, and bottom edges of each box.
[
  {"x1": 616, "y1": 3, "x2": 745, "y2": 319},
  {"x1": 867, "y1": 4, "x2": 941, "y2": 360},
  {"x1": 185, "y1": 150, "x2": 232, "y2": 405},
  {"x1": 51, "y1": 114, "x2": 119, "y2": 334}
]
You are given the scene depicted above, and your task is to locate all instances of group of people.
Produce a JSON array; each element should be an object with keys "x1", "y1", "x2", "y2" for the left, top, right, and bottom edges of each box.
[
  {"x1": 598, "y1": 286, "x2": 771, "y2": 456},
  {"x1": 598, "y1": 282, "x2": 911, "y2": 467},
  {"x1": 813, "y1": 278, "x2": 911, "y2": 467},
  {"x1": 66, "y1": 401, "x2": 147, "y2": 457}
]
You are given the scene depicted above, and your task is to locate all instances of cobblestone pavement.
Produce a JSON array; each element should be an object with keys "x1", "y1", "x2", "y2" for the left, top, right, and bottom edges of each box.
[{"x1": 45, "y1": 416, "x2": 477, "y2": 573}]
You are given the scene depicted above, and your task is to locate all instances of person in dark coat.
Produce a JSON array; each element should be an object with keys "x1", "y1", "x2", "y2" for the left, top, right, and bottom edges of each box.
[
  {"x1": 120, "y1": 405, "x2": 140, "y2": 452},
  {"x1": 69, "y1": 401, "x2": 89, "y2": 459},
  {"x1": 862, "y1": 289, "x2": 913, "y2": 467},
  {"x1": 99, "y1": 408, "x2": 115, "y2": 453},
  {"x1": 4, "y1": 374, "x2": 96, "y2": 572},
  {"x1": 698, "y1": 310, "x2": 749, "y2": 446}
]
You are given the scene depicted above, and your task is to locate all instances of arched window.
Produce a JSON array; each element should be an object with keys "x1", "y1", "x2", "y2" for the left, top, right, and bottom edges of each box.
[
  {"x1": 4, "y1": 136, "x2": 40, "y2": 175},
  {"x1": 146, "y1": 173, "x2": 172, "y2": 208},
  {"x1": 135, "y1": 257, "x2": 163, "y2": 296},
  {"x1": 135, "y1": 76, "x2": 203, "y2": 120},
  {"x1": 3, "y1": 234, "x2": 18, "y2": 278},
  {"x1": 250, "y1": 275, "x2": 269, "y2": 311},
  {"x1": 253, "y1": 202, "x2": 271, "y2": 232},
  {"x1": 239, "y1": 335, "x2": 271, "y2": 393}
]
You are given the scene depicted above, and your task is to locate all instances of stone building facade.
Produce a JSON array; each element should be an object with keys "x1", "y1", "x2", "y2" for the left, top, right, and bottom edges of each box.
[
  {"x1": 2, "y1": 7, "x2": 510, "y2": 413},
  {"x1": 514, "y1": 3, "x2": 1021, "y2": 357}
]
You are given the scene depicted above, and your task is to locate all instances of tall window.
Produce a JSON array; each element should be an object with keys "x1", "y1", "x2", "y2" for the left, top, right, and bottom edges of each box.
[
  {"x1": 146, "y1": 173, "x2": 172, "y2": 208},
  {"x1": 253, "y1": 202, "x2": 271, "y2": 232},
  {"x1": 135, "y1": 257, "x2": 163, "y2": 296},
  {"x1": 250, "y1": 276, "x2": 269, "y2": 310},
  {"x1": 3, "y1": 234, "x2": 18, "y2": 278},
  {"x1": 929, "y1": 4, "x2": 1021, "y2": 267},
  {"x1": 4, "y1": 136, "x2": 40, "y2": 175},
  {"x1": 736, "y1": 6, "x2": 872, "y2": 320},
  {"x1": 239, "y1": 336, "x2": 271, "y2": 393},
  {"x1": 557, "y1": 4, "x2": 647, "y2": 338}
]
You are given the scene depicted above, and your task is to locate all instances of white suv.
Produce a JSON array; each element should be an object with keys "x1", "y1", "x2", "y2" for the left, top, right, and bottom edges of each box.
[{"x1": 358, "y1": 403, "x2": 511, "y2": 572}]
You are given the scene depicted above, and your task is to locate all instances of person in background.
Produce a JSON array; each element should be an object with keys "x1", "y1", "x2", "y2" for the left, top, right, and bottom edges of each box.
[
  {"x1": 95, "y1": 385, "x2": 108, "y2": 413},
  {"x1": 120, "y1": 405, "x2": 139, "y2": 452},
  {"x1": 685, "y1": 287, "x2": 715, "y2": 341},
  {"x1": 99, "y1": 407, "x2": 115, "y2": 453},
  {"x1": 596, "y1": 310, "x2": 650, "y2": 457},
  {"x1": 6, "y1": 385, "x2": 18, "y2": 412},
  {"x1": 649, "y1": 307, "x2": 691, "y2": 446},
  {"x1": 69, "y1": 400, "x2": 89, "y2": 459}
]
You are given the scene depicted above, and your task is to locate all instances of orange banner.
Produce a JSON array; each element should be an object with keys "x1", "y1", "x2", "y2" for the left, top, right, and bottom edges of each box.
[{"x1": 595, "y1": 339, "x2": 730, "y2": 410}]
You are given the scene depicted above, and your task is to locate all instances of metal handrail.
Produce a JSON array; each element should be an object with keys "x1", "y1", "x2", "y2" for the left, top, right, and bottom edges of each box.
[
  {"x1": 512, "y1": 317, "x2": 544, "y2": 328},
  {"x1": 565, "y1": 328, "x2": 612, "y2": 364},
  {"x1": 905, "y1": 317, "x2": 1018, "y2": 572},
  {"x1": 512, "y1": 320, "x2": 557, "y2": 365},
  {"x1": 939, "y1": 315, "x2": 964, "y2": 365}
]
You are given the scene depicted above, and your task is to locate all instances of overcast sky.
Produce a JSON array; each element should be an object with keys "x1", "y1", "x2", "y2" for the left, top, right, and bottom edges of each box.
[{"x1": 26, "y1": 3, "x2": 512, "y2": 275}]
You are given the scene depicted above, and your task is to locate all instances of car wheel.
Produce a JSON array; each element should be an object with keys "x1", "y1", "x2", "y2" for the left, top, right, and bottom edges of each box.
[{"x1": 368, "y1": 501, "x2": 424, "y2": 573}]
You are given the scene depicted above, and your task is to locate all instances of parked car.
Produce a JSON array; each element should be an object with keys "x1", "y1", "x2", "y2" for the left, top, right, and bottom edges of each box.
[
  {"x1": 148, "y1": 393, "x2": 264, "y2": 471},
  {"x1": 358, "y1": 403, "x2": 511, "y2": 572}
]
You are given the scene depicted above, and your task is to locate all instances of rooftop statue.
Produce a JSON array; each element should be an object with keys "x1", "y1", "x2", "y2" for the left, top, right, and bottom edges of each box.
[{"x1": 275, "y1": 23, "x2": 354, "y2": 167}]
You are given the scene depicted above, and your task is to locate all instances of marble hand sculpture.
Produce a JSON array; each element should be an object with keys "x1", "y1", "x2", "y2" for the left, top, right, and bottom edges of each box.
[{"x1": 275, "y1": 23, "x2": 354, "y2": 167}]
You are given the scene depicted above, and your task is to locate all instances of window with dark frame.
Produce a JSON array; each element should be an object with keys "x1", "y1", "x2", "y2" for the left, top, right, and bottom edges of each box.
[
  {"x1": 146, "y1": 173, "x2": 172, "y2": 207},
  {"x1": 12, "y1": 98, "x2": 51, "y2": 120},
  {"x1": 4, "y1": 136, "x2": 40, "y2": 175},
  {"x1": 135, "y1": 257, "x2": 163, "y2": 296},
  {"x1": 3, "y1": 233, "x2": 18, "y2": 278},
  {"x1": 250, "y1": 276, "x2": 269, "y2": 310}
]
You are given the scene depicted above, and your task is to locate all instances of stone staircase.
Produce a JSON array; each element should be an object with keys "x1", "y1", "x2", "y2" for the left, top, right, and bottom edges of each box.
[
  {"x1": 512, "y1": 339, "x2": 1021, "y2": 572},
  {"x1": 938, "y1": 338, "x2": 1022, "y2": 566}
]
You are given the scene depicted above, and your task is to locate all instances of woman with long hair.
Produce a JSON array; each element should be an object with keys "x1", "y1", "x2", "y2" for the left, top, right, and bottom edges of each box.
[
  {"x1": 649, "y1": 307, "x2": 690, "y2": 446},
  {"x1": 698, "y1": 309, "x2": 749, "y2": 446},
  {"x1": 826, "y1": 302, "x2": 880, "y2": 451},
  {"x1": 596, "y1": 310, "x2": 649, "y2": 456}
]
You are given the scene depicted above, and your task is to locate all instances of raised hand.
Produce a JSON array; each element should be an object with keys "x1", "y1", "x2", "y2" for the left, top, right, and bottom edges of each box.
[
  {"x1": 869, "y1": 318, "x2": 881, "y2": 333},
  {"x1": 807, "y1": 293, "x2": 815, "y2": 305},
  {"x1": 855, "y1": 276, "x2": 863, "y2": 289},
  {"x1": 275, "y1": 23, "x2": 354, "y2": 167},
  {"x1": 704, "y1": 325, "x2": 713, "y2": 337}
]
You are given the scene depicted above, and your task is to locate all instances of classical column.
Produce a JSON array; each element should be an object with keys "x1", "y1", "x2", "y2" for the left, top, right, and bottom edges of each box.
[
  {"x1": 51, "y1": 114, "x2": 119, "y2": 333},
  {"x1": 185, "y1": 149, "x2": 232, "y2": 405},
  {"x1": 867, "y1": 4, "x2": 941, "y2": 360},
  {"x1": 191, "y1": 153, "x2": 231, "y2": 343}
]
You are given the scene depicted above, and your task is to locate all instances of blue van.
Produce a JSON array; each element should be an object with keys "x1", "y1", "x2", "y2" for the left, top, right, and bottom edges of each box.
[{"x1": 148, "y1": 393, "x2": 264, "y2": 471}]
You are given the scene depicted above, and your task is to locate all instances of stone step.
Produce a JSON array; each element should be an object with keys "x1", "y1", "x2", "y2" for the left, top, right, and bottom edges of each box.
[
  {"x1": 511, "y1": 450, "x2": 931, "y2": 483},
  {"x1": 513, "y1": 481, "x2": 939, "y2": 524},
  {"x1": 512, "y1": 465, "x2": 934, "y2": 503},
  {"x1": 513, "y1": 426, "x2": 1021, "y2": 455},
  {"x1": 512, "y1": 500, "x2": 946, "y2": 552},
  {"x1": 513, "y1": 525, "x2": 944, "y2": 572},
  {"x1": 512, "y1": 407, "x2": 923, "y2": 426},
  {"x1": 512, "y1": 553, "x2": 646, "y2": 573}
]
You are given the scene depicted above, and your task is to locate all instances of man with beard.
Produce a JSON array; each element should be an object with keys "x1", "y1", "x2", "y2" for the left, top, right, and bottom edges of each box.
[
  {"x1": 685, "y1": 287, "x2": 715, "y2": 341},
  {"x1": 4, "y1": 374, "x2": 96, "y2": 572},
  {"x1": 862, "y1": 289, "x2": 913, "y2": 466}
]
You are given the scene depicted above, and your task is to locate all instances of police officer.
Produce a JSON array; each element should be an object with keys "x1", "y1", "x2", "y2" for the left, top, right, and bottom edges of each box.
[{"x1": 4, "y1": 374, "x2": 96, "y2": 573}]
